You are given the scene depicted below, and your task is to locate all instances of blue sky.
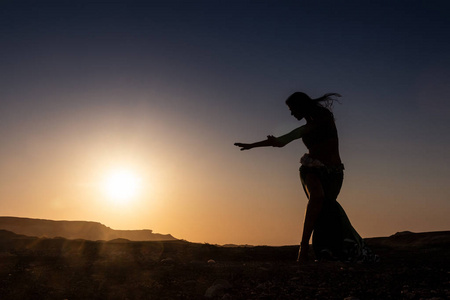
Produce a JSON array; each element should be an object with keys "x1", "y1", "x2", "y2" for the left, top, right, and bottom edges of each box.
[{"x1": 1, "y1": 0, "x2": 449, "y2": 245}]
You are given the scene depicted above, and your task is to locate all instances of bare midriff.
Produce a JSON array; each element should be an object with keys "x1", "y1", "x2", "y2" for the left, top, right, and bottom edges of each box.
[{"x1": 307, "y1": 138, "x2": 342, "y2": 166}]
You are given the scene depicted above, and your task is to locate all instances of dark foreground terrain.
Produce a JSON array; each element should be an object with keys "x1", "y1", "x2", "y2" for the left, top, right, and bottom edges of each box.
[{"x1": 0, "y1": 230, "x2": 448, "y2": 299}]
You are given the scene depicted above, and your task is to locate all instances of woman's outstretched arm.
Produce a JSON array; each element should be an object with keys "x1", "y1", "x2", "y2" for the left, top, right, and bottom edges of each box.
[
  {"x1": 234, "y1": 136, "x2": 276, "y2": 151},
  {"x1": 234, "y1": 125, "x2": 310, "y2": 151}
]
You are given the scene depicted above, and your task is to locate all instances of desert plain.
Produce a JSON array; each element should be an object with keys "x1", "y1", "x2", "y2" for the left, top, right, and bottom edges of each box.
[{"x1": 0, "y1": 228, "x2": 449, "y2": 300}]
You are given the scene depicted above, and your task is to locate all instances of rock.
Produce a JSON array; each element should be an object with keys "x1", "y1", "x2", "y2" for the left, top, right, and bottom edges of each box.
[
  {"x1": 205, "y1": 279, "x2": 232, "y2": 298},
  {"x1": 221, "y1": 294, "x2": 232, "y2": 300}
]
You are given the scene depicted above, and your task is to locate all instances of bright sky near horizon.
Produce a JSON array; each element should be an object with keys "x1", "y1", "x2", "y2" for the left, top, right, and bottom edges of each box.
[{"x1": 1, "y1": 0, "x2": 449, "y2": 245}]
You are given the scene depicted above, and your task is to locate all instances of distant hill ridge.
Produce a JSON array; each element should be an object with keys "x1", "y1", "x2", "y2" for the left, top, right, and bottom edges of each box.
[{"x1": 0, "y1": 217, "x2": 177, "y2": 241}]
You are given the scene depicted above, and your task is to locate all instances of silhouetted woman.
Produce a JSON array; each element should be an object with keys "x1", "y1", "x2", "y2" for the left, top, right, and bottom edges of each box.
[{"x1": 235, "y1": 92, "x2": 376, "y2": 263}]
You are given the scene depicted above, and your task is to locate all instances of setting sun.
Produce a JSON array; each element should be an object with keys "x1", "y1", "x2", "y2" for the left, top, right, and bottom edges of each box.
[{"x1": 102, "y1": 169, "x2": 142, "y2": 204}]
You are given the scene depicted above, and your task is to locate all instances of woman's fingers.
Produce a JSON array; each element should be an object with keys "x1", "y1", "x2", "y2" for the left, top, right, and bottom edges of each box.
[{"x1": 234, "y1": 143, "x2": 250, "y2": 150}]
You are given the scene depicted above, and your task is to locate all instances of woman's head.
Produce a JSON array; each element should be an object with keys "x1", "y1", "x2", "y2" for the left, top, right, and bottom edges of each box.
[
  {"x1": 285, "y1": 92, "x2": 313, "y2": 120},
  {"x1": 286, "y1": 92, "x2": 341, "y2": 120}
]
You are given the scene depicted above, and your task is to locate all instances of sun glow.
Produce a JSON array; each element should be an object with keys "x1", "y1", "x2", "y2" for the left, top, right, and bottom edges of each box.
[{"x1": 102, "y1": 169, "x2": 142, "y2": 204}]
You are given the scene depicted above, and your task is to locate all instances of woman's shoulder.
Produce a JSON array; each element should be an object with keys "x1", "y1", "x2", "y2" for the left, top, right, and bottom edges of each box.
[{"x1": 312, "y1": 106, "x2": 335, "y2": 122}]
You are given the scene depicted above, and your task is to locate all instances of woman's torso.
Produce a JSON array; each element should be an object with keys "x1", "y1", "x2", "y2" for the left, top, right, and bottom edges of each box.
[{"x1": 302, "y1": 107, "x2": 342, "y2": 166}]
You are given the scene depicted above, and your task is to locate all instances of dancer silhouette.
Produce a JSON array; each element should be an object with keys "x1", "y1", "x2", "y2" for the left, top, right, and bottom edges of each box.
[{"x1": 235, "y1": 92, "x2": 377, "y2": 263}]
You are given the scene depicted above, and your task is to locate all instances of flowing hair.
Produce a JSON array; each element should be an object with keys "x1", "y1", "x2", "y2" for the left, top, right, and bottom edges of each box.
[
  {"x1": 286, "y1": 92, "x2": 342, "y2": 110},
  {"x1": 313, "y1": 93, "x2": 342, "y2": 109}
]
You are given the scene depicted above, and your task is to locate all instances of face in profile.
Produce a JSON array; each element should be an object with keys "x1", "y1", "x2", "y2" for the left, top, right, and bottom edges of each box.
[
  {"x1": 286, "y1": 92, "x2": 311, "y2": 121},
  {"x1": 288, "y1": 105, "x2": 304, "y2": 121}
]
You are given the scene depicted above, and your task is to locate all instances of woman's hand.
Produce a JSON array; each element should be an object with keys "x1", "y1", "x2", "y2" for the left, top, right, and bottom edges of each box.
[
  {"x1": 234, "y1": 142, "x2": 253, "y2": 151},
  {"x1": 266, "y1": 135, "x2": 279, "y2": 147}
]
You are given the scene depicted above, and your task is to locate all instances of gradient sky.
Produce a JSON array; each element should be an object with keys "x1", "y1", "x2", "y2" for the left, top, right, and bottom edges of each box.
[{"x1": 1, "y1": 0, "x2": 449, "y2": 245}]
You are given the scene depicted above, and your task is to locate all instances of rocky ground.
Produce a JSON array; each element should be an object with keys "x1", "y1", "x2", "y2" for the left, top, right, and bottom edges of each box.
[{"x1": 0, "y1": 230, "x2": 448, "y2": 299}]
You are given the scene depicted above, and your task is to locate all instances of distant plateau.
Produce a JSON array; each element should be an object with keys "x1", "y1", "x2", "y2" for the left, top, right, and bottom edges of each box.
[{"x1": 0, "y1": 216, "x2": 177, "y2": 241}]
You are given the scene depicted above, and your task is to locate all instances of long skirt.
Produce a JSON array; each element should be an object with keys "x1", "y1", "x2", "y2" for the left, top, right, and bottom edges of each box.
[{"x1": 300, "y1": 165, "x2": 377, "y2": 262}]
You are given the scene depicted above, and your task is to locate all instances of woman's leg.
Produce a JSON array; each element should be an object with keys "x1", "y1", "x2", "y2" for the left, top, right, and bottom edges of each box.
[
  {"x1": 298, "y1": 172, "x2": 325, "y2": 262},
  {"x1": 312, "y1": 171, "x2": 346, "y2": 260}
]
